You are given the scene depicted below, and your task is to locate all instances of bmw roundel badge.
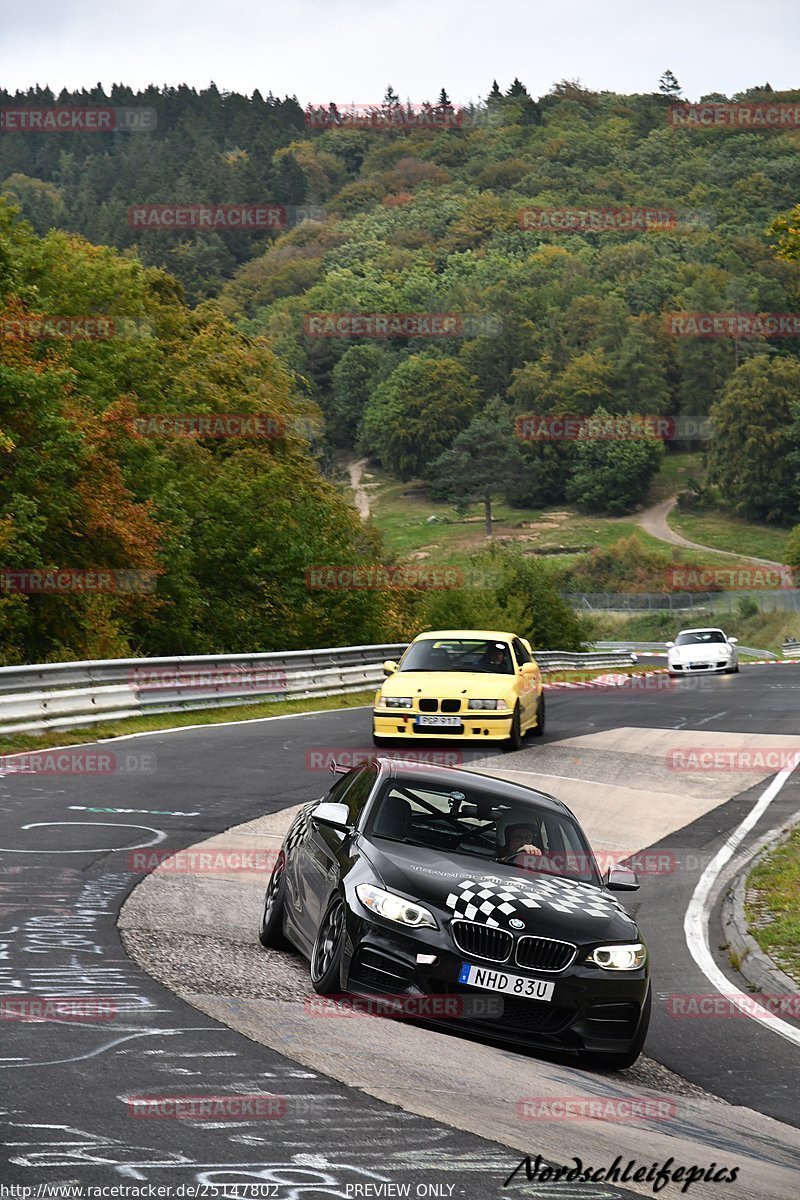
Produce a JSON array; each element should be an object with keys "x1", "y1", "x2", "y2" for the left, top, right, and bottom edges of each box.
[{"x1": 509, "y1": 918, "x2": 525, "y2": 930}]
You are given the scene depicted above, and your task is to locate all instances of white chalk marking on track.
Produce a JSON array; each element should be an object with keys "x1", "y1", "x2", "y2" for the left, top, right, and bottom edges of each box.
[
  {"x1": 684, "y1": 756, "x2": 800, "y2": 1046},
  {"x1": 0, "y1": 822, "x2": 167, "y2": 853}
]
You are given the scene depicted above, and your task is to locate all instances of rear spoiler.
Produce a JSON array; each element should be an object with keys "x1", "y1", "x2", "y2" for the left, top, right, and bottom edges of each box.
[{"x1": 329, "y1": 761, "x2": 351, "y2": 776}]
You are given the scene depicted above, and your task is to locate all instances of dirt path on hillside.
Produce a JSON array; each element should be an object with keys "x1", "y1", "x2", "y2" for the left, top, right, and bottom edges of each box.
[
  {"x1": 348, "y1": 457, "x2": 371, "y2": 520},
  {"x1": 637, "y1": 496, "x2": 783, "y2": 567}
]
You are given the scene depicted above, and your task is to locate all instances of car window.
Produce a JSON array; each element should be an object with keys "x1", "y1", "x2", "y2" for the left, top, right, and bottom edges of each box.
[
  {"x1": 323, "y1": 765, "x2": 377, "y2": 824},
  {"x1": 512, "y1": 637, "x2": 532, "y2": 665},
  {"x1": 340, "y1": 765, "x2": 378, "y2": 824},
  {"x1": 367, "y1": 779, "x2": 598, "y2": 883},
  {"x1": 675, "y1": 630, "x2": 726, "y2": 646},
  {"x1": 399, "y1": 638, "x2": 514, "y2": 675}
]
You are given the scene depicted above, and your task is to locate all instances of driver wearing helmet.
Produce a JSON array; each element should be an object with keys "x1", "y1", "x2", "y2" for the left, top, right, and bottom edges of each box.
[
  {"x1": 497, "y1": 820, "x2": 543, "y2": 863},
  {"x1": 482, "y1": 643, "x2": 509, "y2": 672}
]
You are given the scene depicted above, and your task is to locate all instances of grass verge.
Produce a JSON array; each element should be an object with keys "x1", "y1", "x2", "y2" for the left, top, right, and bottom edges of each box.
[
  {"x1": 668, "y1": 509, "x2": 790, "y2": 563},
  {"x1": 367, "y1": 465, "x2": 745, "y2": 572},
  {"x1": 745, "y1": 827, "x2": 800, "y2": 983},
  {"x1": 0, "y1": 689, "x2": 375, "y2": 757}
]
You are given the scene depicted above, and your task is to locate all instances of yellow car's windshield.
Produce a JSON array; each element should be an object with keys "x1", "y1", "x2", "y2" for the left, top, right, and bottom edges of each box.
[{"x1": 400, "y1": 638, "x2": 514, "y2": 675}]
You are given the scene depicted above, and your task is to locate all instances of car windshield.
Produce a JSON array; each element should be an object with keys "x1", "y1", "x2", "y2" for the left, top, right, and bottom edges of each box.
[
  {"x1": 399, "y1": 638, "x2": 514, "y2": 675},
  {"x1": 675, "y1": 631, "x2": 727, "y2": 646},
  {"x1": 368, "y1": 779, "x2": 600, "y2": 885}
]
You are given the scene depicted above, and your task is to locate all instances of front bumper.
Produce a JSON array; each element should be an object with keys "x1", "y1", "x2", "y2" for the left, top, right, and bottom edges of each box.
[
  {"x1": 373, "y1": 710, "x2": 514, "y2": 742},
  {"x1": 669, "y1": 661, "x2": 733, "y2": 675},
  {"x1": 340, "y1": 908, "x2": 649, "y2": 1055}
]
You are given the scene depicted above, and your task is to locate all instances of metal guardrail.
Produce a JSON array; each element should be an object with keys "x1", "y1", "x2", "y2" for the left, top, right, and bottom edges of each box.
[
  {"x1": 534, "y1": 650, "x2": 636, "y2": 670},
  {"x1": 566, "y1": 590, "x2": 800, "y2": 614},
  {"x1": 0, "y1": 644, "x2": 639, "y2": 736},
  {"x1": 593, "y1": 640, "x2": 779, "y2": 661},
  {"x1": 0, "y1": 645, "x2": 407, "y2": 736}
]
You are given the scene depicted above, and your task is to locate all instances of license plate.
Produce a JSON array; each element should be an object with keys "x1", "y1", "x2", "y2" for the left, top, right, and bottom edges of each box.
[
  {"x1": 416, "y1": 715, "x2": 461, "y2": 727},
  {"x1": 458, "y1": 962, "x2": 555, "y2": 1001}
]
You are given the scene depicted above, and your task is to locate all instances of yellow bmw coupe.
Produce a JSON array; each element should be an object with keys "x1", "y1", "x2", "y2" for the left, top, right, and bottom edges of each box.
[{"x1": 372, "y1": 629, "x2": 545, "y2": 751}]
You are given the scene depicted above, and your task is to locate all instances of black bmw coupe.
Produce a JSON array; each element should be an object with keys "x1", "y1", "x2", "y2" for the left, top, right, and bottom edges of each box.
[{"x1": 258, "y1": 757, "x2": 650, "y2": 1069}]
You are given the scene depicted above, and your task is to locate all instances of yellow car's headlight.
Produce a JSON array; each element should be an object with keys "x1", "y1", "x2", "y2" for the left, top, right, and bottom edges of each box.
[
  {"x1": 467, "y1": 699, "x2": 509, "y2": 710},
  {"x1": 380, "y1": 697, "x2": 413, "y2": 709}
]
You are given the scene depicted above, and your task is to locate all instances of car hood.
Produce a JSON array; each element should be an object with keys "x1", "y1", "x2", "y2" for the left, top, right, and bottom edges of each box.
[
  {"x1": 381, "y1": 671, "x2": 514, "y2": 700},
  {"x1": 670, "y1": 643, "x2": 730, "y2": 661},
  {"x1": 363, "y1": 841, "x2": 637, "y2": 944}
]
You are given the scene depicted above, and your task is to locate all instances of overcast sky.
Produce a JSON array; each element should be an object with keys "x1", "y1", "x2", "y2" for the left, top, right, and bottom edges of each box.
[{"x1": 2, "y1": 0, "x2": 798, "y2": 104}]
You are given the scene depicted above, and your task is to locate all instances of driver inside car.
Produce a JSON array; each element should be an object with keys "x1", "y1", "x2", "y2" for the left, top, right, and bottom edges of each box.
[{"x1": 497, "y1": 820, "x2": 543, "y2": 863}]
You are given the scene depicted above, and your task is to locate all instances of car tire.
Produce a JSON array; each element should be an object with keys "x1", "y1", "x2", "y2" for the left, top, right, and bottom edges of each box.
[
  {"x1": 580, "y1": 986, "x2": 651, "y2": 1072},
  {"x1": 530, "y1": 692, "x2": 546, "y2": 738},
  {"x1": 310, "y1": 895, "x2": 346, "y2": 994},
  {"x1": 504, "y1": 703, "x2": 523, "y2": 752},
  {"x1": 258, "y1": 853, "x2": 290, "y2": 949}
]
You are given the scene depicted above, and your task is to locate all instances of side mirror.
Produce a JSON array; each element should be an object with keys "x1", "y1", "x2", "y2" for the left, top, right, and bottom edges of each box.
[
  {"x1": 312, "y1": 802, "x2": 351, "y2": 832},
  {"x1": 383, "y1": 660, "x2": 398, "y2": 677},
  {"x1": 520, "y1": 662, "x2": 537, "y2": 676},
  {"x1": 606, "y1": 865, "x2": 639, "y2": 891},
  {"x1": 728, "y1": 637, "x2": 738, "y2": 645},
  {"x1": 665, "y1": 641, "x2": 674, "y2": 649}
]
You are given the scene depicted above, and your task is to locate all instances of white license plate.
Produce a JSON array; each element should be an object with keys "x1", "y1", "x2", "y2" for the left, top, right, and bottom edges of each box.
[
  {"x1": 458, "y1": 962, "x2": 555, "y2": 1001},
  {"x1": 416, "y1": 714, "x2": 461, "y2": 727}
]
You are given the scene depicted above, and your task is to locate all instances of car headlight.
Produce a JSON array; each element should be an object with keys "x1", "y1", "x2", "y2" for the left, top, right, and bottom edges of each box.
[
  {"x1": 355, "y1": 883, "x2": 437, "y2": 929},
  {"x1": 381, "y1": 696, "x2": 413, "y2": 709},
  {"x1": 587, "y1": 943, "x2": 647, "y2": 971},
  {"x1": 468, "y1": 698, "x2": 509, "y2": 710}
]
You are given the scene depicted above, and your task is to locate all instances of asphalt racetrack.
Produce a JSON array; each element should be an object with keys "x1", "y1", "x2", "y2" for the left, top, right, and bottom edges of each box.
[{"x1": 2, "y1": 661, "x2": 799, "y2": 1200}]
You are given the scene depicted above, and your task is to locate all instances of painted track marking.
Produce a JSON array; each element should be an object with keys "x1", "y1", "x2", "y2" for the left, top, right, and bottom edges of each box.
[{"x1": 684, "y1": 757, "x2": 800, "y2": 1046}]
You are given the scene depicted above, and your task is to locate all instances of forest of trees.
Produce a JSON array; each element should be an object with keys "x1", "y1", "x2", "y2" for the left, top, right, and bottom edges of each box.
[{"x1": 3, "y1": 78, "x2": 800, "y2": 660}]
